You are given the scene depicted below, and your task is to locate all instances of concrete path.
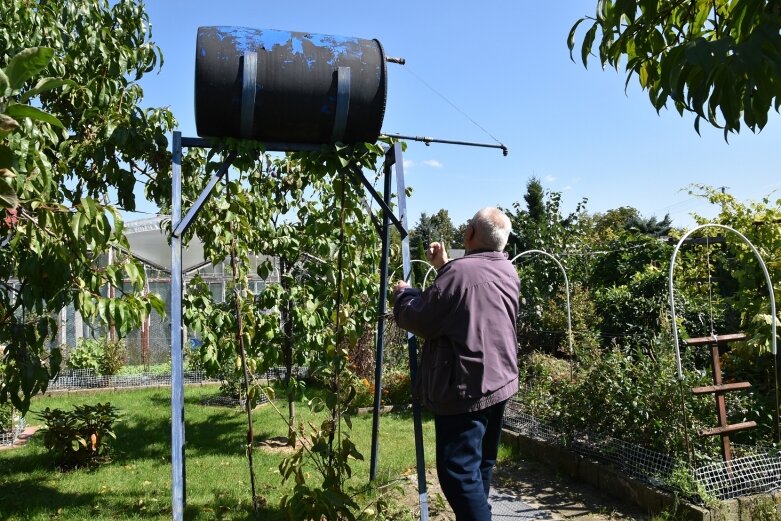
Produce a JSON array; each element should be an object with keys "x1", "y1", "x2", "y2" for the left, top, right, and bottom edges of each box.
[{"x1": 489, "y1": 491, "x2": 552, "y2": 520}]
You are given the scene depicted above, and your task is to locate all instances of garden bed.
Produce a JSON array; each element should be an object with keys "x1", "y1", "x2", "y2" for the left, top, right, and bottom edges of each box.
[{"x1": 502, "y1": 412, "x2": 781, "y2": 520}]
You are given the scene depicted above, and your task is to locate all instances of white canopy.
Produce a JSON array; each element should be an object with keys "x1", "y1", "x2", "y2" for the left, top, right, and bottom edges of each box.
[{"x1": 124, "y1": 217, "x2": 209, "y2": 273}]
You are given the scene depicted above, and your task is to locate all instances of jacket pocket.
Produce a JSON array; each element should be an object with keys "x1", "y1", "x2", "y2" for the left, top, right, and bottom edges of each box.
[
  {"x1": 455, "y1": 356, "x2": 483, "y2": 400},
  {"x1": 416, "y1": 341, "x2": 456, "y2": 409}
]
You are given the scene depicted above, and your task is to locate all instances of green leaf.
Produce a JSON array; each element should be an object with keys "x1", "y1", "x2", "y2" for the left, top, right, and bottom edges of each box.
[
  {"x1": 581, "y1": 24, "x2": 599, "y2": 67},
  {"x1": 567, "y1": 18, "x2": 587, "y2": 59},
  {"x1": 0, "y1": 176, "x2": 18, "y2": 208},
  {"x1": 5, "y1": 47, "x2": 55, "y2": 89},
  {"x1": 0, "y1": 69, "x2": 9, "y2": 96},
  {"x1": 19, "y1": 77, "x2": 72, "y2": 103},
  {"x1": 4, "y1": 103, "x2": 64, "y2": 128}
]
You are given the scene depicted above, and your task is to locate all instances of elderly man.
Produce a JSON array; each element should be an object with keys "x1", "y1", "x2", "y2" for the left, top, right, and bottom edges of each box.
[{"x1": 393, "y1": 207, "x2": 520, "y2": 521}]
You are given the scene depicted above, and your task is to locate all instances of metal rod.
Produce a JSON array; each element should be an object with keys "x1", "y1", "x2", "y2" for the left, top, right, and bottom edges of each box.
[
  {"x1": 346, "y1": 164, "x2": 407, "y2": 239},
  {"x1": 170, "y1": 131, "x2": 186, "y2": 521},
  {"x1": 392, "y1": 142, "x2": 429, "y2": 520},
  {"x1": 173, "y1": 151, "x2": 237, "y2": 238},
  {"x1": 382, "y1": 133, "x2": 508, "y2": 156},
  {"x1": 386, "y1": 56, "x2": 406, "y2": 64},
  {"x1": 369, "y1": 163, "x2": 393, "y2": 481},
  {"x1": 180, "y1": 136, "x2": 324, "y2": 152}
]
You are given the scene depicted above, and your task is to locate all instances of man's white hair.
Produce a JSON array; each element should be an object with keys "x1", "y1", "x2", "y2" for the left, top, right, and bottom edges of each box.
[{"x1": 471, "y1": 207, "x2": 511, "y2": 251}]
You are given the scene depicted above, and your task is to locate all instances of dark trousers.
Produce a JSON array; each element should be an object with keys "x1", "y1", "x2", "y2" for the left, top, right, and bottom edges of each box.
[{"x1": 434, "y1": 400, "x2": 507, "y2": 521}]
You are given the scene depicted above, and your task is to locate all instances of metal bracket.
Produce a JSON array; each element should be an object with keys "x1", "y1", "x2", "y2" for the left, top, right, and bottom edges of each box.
[
  {"x1": 241, "y1": 52, "x2": 258, "y2": 138},
  {"x1": 331, "y1": 66, "x2": 351, "y2": 143},
  {"x1": 369, "y1": 142, "x2": 429, "y2": 520}
]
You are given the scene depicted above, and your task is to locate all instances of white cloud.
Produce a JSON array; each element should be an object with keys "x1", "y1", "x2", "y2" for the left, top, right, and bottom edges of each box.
[
  {"x1": 563, "y1": 185, "x2": 572, "y2": 191},
  {"x1": 423, "y1": 159, "x2": 443, "y2": 168},
  {"x1": 403, "y1": 159, "x2": 414, "y2": 169},
  {"x1": 544, "y1": 175, "x2": 556, "y2": 182}
]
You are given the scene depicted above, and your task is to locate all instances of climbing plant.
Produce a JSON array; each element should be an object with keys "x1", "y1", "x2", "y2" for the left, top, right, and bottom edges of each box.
[
  {"x1": 149, "y1": 139, "x2": 387, "y2": 516},
  {"x1": 690, "y1": 184, "x2": 781, "y2": 354}
]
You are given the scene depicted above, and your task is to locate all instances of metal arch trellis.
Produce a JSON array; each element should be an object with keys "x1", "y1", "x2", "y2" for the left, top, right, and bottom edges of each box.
[
  {"x1": 388, "y1": 259, "x2": 437, "y2": 287},
  {"x1": 668, "y1": 223, "x2": 780, "y2": 454},
  {"x1": 510, "y1": 250, "x2": 574, "y2": 359}
]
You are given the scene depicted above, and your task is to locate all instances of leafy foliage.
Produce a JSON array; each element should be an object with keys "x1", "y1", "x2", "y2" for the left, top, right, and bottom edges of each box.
[
  {"x1": 690, "y1": 184, "x2": 780, "y2": 352},
  {"x1": 0, "y1": 401, "x2": 14, "y2": 432},
  {"x1": 569, "y1": 0, "x2": 781, "y2": 136},
  {"x1": 35, "y1": 402, "x2": 120, "y2": 468},
  {"x1": 66, "y1": 337, "x2": 127, "y2": 375},
  {"x1": 278, "y1": 373, "x2": 366, "y2": 521},
  {"x1": 0, "y1": 0, "x2": 171, "y2": 413}
]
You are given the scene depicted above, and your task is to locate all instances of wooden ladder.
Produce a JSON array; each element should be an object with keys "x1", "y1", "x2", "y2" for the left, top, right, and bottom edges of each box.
[{"x1": 683, "y1": 333, "x2": 756, "y2": 462}]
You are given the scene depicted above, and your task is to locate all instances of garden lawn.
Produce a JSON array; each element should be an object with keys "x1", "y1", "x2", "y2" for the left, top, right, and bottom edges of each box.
[{"x1": 0, "y1": 385, "x2": 436, "y2": 520}]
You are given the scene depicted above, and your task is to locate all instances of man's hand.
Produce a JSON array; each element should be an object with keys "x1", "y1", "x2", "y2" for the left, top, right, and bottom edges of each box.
[
  {"x1": 426, "y1": 241, "x2": 449, "y2": 270},
  {"x1": 394, "y1": 280, "x2": 410, "y2": 292}
]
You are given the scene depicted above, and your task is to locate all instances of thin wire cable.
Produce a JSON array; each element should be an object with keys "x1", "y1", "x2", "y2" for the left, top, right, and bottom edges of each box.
[{"x1": 401, "y1": 65, "x2": 504, "y2": 146}]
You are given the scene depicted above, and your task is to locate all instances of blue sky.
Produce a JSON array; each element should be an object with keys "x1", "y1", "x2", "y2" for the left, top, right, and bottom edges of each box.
[{"x1": 133, "y1": 0, "x2": 781, "y2": 230}]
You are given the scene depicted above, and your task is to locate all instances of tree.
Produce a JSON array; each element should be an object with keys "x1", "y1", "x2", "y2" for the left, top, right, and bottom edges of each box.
[
  {"x1": 0, "y1": 0, "x2": 171, "y2": 413},
  {"x1": 569, "y1": 1, "x2": 781, "y2": 136},
  {"x1": 505, "y1": 179, "x2": 589, "y2": 354},
  {"x1": 624, "y1": 212, "x2": 673, "y2": 237}
]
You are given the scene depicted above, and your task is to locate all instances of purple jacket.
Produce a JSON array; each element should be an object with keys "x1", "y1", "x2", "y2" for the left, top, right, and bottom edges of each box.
[{"x1": 393, "y1": 250, "x2": 520, "y2": 415}]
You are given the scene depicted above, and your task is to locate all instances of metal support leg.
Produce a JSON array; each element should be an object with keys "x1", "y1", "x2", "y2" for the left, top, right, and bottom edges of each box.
[
  {"x1": 369, "y1": 164, "x2": 393, "y2": 481},
  {"x1": 391, "y1": 142, "x2": 429, "y2": 520},
  {"x1": 171, "y1": 131, "x2": 186, "y2": 521}
]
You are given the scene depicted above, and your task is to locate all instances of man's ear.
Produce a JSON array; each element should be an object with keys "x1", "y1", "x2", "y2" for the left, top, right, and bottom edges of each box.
[{"x1": 465, "y1": 224, "x2": 476, "y2": 247}]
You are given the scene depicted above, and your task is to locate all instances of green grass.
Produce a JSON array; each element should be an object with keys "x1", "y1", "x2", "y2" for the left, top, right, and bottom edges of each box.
[{"x1": 0, "y1": 385, "x2": 436, "y2": 520}]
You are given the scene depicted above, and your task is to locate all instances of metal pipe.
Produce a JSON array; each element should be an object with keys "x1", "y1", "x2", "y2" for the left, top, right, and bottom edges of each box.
[
  {"x1": 382, "y1": 133, "x2": 508, "y2": 156},
  {"x1": 370, "y1": 164, "x2": 393, "y2": 481},
  {"x1": 173, "y1": 151, "x2": 237, "y2": 238},
  {"x1": 392, "y1": 142, "x2": 429, "y2": 520},
  {"x1": 180, "y1": 136, "x2": 324, "y2": 151},
  {"x1": 170, "y1": 131, "x2": 186, "y2": 521},
  {"x1": 389, "y1": 259, "x2": 436, "y2": 286},
  {"x1": 346, "y1": 164, "x2": 407, "y2": 239}
]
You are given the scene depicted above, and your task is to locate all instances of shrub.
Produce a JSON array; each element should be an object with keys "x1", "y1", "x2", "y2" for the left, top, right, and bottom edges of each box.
[
  {"x1": 382, "y1": 370, "x2": 412, "y2": 406},
  {"x1": 35, "y1": 402, "x2": 120, "y2": 468},
  {"x1": 67, "y1": 338, "x2": 127, "y2": 375},
  {"x1": 185, "y1": 338, "x2": 206, "y2": 372},
  {"x1": 100, "y1": 339, "x2": 127, "y2": 375},
  {"x1": 351, "y1": 376, "x2": 374, "y2": 409},
  {"x1": 0, "y1": 402, "x2": 13, "y2": 432},
  {"x1": 66, "y1": 339, "x2": 102, "y2": 372}
]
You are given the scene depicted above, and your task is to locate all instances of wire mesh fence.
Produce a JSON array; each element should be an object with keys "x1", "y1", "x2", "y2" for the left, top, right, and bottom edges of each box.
[
  {"x1": 47, "y1": 367, "x2": 308, "y2": 392},
  {"x1": 0, "y1": 415, "x2": 26, "y2": 447},
  {"x1": 503, "y1": 396, "x2": 781, "y2": 502},
  {"x1": 693, "y1": 451, "x2": 781, "y2": 500}
]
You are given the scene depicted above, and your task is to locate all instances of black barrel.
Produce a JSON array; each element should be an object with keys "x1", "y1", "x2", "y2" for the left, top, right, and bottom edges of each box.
[{"x1": 195, "y1": 26, "x2": 387, "y2": 145}]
